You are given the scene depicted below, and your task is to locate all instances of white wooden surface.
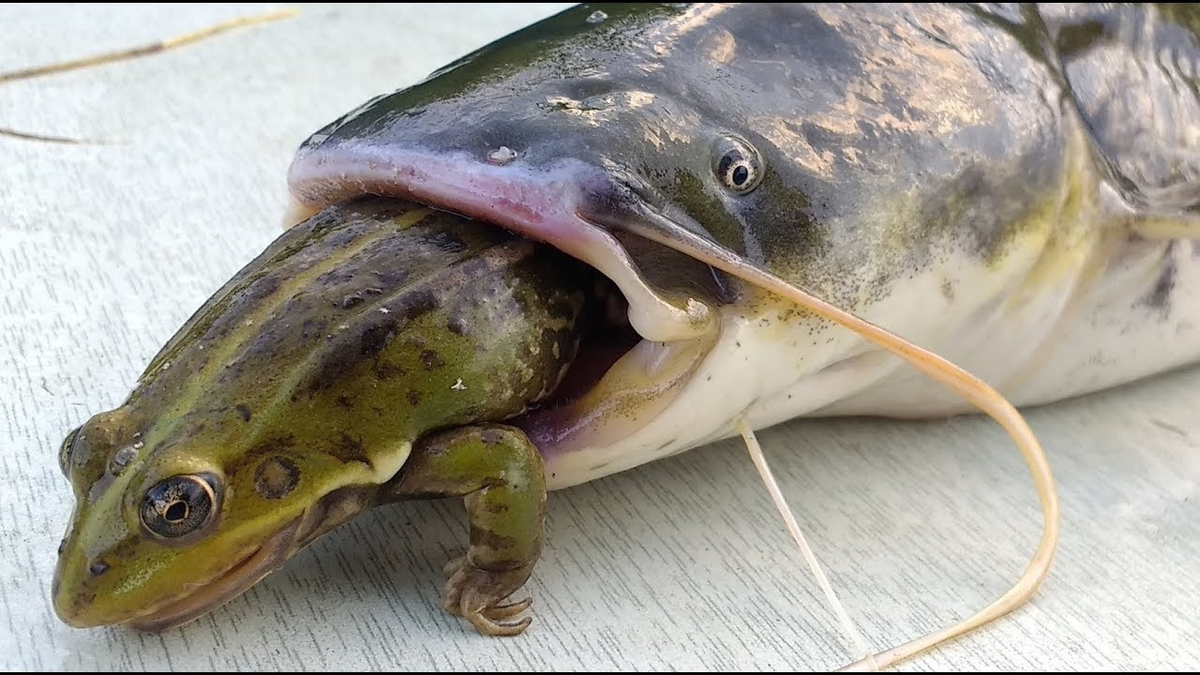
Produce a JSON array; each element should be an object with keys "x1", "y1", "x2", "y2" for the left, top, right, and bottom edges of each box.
[{"x1": 3, "y1": 4, "x2": 1198, "y2": 671}]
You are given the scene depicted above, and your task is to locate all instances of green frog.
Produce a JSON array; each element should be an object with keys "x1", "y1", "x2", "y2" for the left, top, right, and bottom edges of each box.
[{"x1": 53, "y1": 197, "x2": 602, "y2": 636}]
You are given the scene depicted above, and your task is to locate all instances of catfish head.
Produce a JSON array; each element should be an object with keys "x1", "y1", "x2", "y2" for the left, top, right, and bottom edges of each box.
[{"x1": 287, "y1": 3, "x2": 1083, "y2": 484}]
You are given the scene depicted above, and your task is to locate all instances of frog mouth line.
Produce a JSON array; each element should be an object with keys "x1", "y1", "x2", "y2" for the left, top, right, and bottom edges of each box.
[{"x1": 129, "y1": 517, "x2": 302, "y2": 632}]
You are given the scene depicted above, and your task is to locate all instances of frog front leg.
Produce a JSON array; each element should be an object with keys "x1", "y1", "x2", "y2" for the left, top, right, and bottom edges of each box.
[{"x1": 392, "y1": 423, "x2": 546, "y2": 636}]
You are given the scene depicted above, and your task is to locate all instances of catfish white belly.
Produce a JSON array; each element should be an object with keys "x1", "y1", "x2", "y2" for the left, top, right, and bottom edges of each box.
[
  {"x1": 819, "y1": 237, "x2": 1200, "y2": 417},
  {"x1": 544, "y1": 231, "x2": 1199, "y2": 490}
]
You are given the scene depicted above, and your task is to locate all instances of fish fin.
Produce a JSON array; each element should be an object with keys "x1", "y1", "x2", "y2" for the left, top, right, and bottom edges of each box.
[
  {"x1": 736, "y1": 418, "x2": 877, "y2": 669},
  {"x1": 624, "y1": 218, "x2": 1061, "y2": 670},
  {"x1": 1130, "y1": 213, "x2": 1200, "y2": 240},
  {"x1": 1120, "y1": 182, "x2": 1200, "y2": 239}
]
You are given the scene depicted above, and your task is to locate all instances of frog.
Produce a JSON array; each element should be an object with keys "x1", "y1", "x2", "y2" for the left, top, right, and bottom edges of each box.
[{"x1": 52, "y1": 196, "x2": 604, "y2": 636}]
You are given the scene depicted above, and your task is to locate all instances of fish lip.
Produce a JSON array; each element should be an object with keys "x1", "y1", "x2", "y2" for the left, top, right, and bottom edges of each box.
[
  {"x1": 288, "y1": 144, "x2": 717, "y2": 341},
  {"x1": 125, "y1": 517, "x2": 302, "y2": 632}
]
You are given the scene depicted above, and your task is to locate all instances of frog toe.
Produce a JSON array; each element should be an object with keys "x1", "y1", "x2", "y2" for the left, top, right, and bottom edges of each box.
[
  {"x1": 481, "y1": 596, "x2": 532, "y2": 620},
  {"x1": 442, "y1": 555, "x2": 466, "y2": 578},
  {"x1": 441, "y1": 558, "x2": 535, "y2": 636}
]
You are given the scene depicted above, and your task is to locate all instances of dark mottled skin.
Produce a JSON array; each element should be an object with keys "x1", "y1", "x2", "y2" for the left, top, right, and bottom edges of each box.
[
  {"x1": 54, "y1": 198, "x2": 599, "y2": 629},
  {"x1": 297, "y1": 3, "x2": 1200, "y2": 315}
]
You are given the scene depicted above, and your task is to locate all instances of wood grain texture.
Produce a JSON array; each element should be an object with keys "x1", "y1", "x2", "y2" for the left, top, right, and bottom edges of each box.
[{"x1": 2, "y1": 3, "x2": 1198, "y2": 671}]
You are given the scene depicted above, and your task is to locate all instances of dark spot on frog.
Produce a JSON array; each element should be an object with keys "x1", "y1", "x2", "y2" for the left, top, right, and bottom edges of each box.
[
  {"x1": 88, "y1": 560, "x2": 109, "y2": 576},
  {"x1": 300, "y1": 317, "x2": 330, "y2": 342},
  {"x1": 401, "y1": 289, "x2": 441, "y2": 322},
  {"x1": 406, "y1": 389, "x2": 422, "y2": 406},
  {"x1": 361, "y1": 321, "x2": 398, "y2": 357},
  {"x1": 544, "y1": 297, "x2": 580, "y2": 324},
  {"x1": 316, "y1": 266, "x2": 358, "y2": 291},
  {"x1": 235, "y1": 404, "x2": 252, "y2": 423},
  {"x1": 339, "y1": 292, "x2": 365, "y2": 309},
  {"x1": 425, "y1": 229, "x2": 467, "y2": 254},
  {"x1": 374, "y1": 361, "x2": 406, "y2": 380},
  {"x1": 254, "y1": 456, "x2": 300, "y2": 500},
  {"x1": 479, "y1": 428, "x2": 503, "y2": 445},
  {"x1": 447, "y1": 316, "x2": 468, "y2": 336},
  {"x1": 70, "y1": 591, "x2": 97, "y2": 612},
  {"x1": 473, "y1": 528, "x2": 517, "y2": 552},
  {"x1": 329, "y1": 433, "x2": 370, "y2": 466},
  {"x1": 336, "y1": 394, "x2": 354, "y2": 409},
  {"x1": 370, "y1": 268, "x2": 410, "y2": 288},
  {"x1": 421, "y1": 349, "x2": 446, "y2": 371}
]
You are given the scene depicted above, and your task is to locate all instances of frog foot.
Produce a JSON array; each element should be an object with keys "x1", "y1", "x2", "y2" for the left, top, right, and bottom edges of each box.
[{"x1": 442, "y1": 555, "x2": 535, "y2": 636}]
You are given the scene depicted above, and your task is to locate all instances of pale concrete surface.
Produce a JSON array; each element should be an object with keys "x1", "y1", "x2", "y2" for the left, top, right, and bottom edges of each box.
[{"x1": 2, "y1": 3, "x2": 1198, "y2": 671}]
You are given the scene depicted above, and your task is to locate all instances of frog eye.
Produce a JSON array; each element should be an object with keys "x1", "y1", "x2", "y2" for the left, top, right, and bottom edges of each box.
[
  {"x1": 140, "y1": 474, "x2": 220, "y2": 539},
  {"x1": 59, "y1": 426, "x2": 82, "y2": 478},
  {"x1": 711, "y1": 134, "x2": 763, "y2": 194}
]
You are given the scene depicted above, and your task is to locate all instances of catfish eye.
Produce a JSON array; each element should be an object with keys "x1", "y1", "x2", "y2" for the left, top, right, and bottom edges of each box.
[
  {"x1": 140, "y1": 474, "x2": 219, "y2": 539},
  {"x1": 712, "y1": 134, "x2": 763, "y2": 194},
  {"x1": 59, "y1": 426, "x2": 81, "y2": 478}
]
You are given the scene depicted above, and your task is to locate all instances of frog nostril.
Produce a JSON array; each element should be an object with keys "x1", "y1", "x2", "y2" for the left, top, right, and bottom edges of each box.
[
  {"x1": 88, "y1": 560, "x2": 109, "y2": 576},
  {"x1": 57, "y1": 538, "x2": 67, "y2": 556}
]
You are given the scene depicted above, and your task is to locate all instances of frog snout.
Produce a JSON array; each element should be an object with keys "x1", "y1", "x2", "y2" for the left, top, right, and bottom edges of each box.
[
  {"x1": 51, "y1": 537, "x2": 117, "y2": 628},
  {"x1": 52, "y1": 559, "x2": 98, "y2": 628}
]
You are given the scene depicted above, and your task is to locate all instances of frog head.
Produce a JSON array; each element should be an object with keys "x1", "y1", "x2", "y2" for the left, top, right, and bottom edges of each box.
[
  {"x1": 53, "y1": 198, "x2": 591, "y2": 630},
  {"x1": 52, "y1": 397, "x2": 371, "y2": 630}
]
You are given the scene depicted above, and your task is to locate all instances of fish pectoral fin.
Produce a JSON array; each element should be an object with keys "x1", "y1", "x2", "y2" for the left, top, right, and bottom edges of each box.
[
  {"x1": 1123, "y1": 182, "x2": 1200, "y2": 239},
  {"x1": 1130, "y1": 214, "x2": 1200, "y2": 240}
]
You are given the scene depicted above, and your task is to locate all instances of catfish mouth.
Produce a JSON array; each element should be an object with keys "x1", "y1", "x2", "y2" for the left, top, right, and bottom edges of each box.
[
  {"x1": 288, "y1": 145, "x2": 725, "y2": 461},
  {"x1": 128, "y1": 517, "x2": 302, "y2": 631}
]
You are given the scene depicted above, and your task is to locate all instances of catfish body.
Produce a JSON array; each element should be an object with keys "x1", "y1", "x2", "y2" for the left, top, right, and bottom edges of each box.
[{"x1": 289, "y1": 3, "x2": 1200, "y2": 486}]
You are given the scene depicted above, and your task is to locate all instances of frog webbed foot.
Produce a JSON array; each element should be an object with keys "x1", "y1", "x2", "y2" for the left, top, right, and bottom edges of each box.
[
  {"x1": 392, "y1": 424, "x2": 547, "y2": 638},
  {"x1": 442, "y1": 555, "x2": 535, "y2": 636}
]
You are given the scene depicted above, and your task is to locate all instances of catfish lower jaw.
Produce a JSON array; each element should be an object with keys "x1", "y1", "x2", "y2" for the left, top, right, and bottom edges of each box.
[{"x1": 510, "y1": 333, "x2": 719, "y2": 458}]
